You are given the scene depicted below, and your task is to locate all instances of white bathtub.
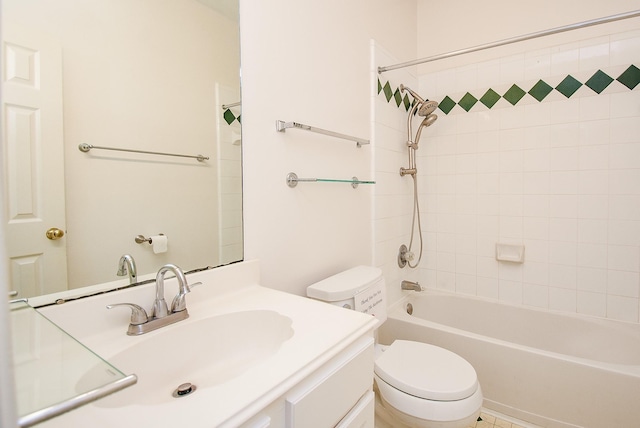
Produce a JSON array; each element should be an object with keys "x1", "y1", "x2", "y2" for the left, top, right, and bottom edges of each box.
[{"x1": 378, "y1": 291, "x2": 640, "y2": 428}]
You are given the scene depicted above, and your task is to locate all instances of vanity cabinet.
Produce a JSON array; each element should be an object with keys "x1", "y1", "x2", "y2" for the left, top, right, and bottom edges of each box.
[{"x1": 239, "y1": 335, "x2": 375, "y2": 428}]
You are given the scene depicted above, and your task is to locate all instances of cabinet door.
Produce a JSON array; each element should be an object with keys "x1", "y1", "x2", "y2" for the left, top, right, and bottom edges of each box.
[{"x1": 285, "y1": 337, "x2": 373, "y2": 428}]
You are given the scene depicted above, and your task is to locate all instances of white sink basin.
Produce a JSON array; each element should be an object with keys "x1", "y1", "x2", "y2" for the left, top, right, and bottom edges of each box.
[{"x1": 77, "y1": 310, "x2": 293, "y2": 407}]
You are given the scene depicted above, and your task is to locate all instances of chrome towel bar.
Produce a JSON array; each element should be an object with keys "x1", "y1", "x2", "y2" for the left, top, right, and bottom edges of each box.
[
  {"x1": 286, "y1": 172, "x2": 375, "y2": 189},
  {"x1": 78, "y1": 143, "x2": 209, "y2": 162},
  {"x1": 276, "y1": 120, "x2": 369, "y2": 148}
]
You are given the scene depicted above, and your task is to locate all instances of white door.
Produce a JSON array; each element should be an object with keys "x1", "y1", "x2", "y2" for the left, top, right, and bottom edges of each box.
[{"x1": 2, "y1": 24, "x2": 68, "y2": 298}]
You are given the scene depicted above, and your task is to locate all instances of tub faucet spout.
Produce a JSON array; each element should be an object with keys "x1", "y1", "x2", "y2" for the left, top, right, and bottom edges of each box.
[{"x1": 401, "y1": 280, "x2": 422, "y2": 291}]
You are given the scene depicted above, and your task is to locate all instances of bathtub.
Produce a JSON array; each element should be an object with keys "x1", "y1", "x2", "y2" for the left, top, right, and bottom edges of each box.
[{"x1": 378, "y1": 290, "x2": 640, "y2": 428}]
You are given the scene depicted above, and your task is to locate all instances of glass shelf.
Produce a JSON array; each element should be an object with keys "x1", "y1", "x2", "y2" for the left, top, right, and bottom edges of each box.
[
  {"x1": 286, "y1": 172, "x2": 376, "y2": 189},
  {"x1": 10, "y1": 300, "x2": 137, "y2": 427}
]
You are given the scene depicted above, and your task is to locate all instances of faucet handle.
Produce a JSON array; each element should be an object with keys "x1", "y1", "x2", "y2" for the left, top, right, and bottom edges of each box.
[{"x1": 107, "y1": 303, "x2": 149, "y2": 325}]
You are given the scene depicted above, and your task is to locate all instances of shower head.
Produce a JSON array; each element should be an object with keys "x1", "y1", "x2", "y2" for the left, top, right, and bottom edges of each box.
[
  {"x1": 418, "y1": 100, "x2": 439, "y2": 116},
  {"x1": 400, "y1": 84, "x2": 439, "y2": 116}
]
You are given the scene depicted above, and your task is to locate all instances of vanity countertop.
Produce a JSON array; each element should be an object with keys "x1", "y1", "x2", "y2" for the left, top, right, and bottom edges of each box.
[{"x1": 35, "y1": 260, "x2": 378, "y2": 427}]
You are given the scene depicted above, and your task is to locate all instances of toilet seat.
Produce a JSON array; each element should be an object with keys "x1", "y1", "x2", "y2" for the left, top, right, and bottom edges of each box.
[{"x1": 374, "y1": 340, "x2": 478, "y2": 401}]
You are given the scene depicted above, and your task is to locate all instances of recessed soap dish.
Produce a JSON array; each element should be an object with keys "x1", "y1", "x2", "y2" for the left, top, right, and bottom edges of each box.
[{"x1": 495, "y1": 243, "x2": 525, "y2": 263}]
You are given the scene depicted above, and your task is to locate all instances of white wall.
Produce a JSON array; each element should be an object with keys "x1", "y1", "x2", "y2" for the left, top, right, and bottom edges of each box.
[
  {"x1": 401, "y1": 0, "x2": 640, "y2": 322},
  {"x1": 241, "y1": 0, "x2": 417, "y2": 295}
]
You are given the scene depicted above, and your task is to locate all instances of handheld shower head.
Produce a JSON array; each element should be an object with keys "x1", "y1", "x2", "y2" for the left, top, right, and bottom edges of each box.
[
  {"x1": 413, "y1": 114, "x2": 438, "y2": 146},
  {"x1": 400, "y1": 84, "x2": 439, "y2": 116}
]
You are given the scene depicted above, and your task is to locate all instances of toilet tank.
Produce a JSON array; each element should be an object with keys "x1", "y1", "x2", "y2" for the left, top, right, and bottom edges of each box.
[{"x1": 307, "y1": 266, "x2": 387, "y2": 323}]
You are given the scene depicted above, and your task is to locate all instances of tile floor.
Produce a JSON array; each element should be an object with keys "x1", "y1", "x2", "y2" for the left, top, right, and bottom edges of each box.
[{"x1": 468, "y1": 411, "x2": 538, "y2": 428}]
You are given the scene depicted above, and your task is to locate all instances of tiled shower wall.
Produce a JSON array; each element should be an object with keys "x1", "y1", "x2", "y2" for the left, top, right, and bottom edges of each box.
[{"x1": 397, "y1": 29, "x2": 640, "y2": 322}]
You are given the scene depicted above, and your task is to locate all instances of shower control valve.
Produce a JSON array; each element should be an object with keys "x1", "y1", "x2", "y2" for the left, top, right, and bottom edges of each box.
[{"x1": 397, "y1": 244, "x2": 415, "y2": 268}]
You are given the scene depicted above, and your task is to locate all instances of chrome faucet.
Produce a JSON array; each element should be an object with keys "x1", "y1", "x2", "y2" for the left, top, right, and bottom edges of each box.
[
  {"x1": 401, "y1": 280, "x2": 422, "y2": 291},
  {"x1": 116, "y1": 254, "x2": 137, "y2": 284},
  {"x1": 108, "y1": 263, "x2": 197, "y2": 335},
  {"x1": 152, "y1": 264, "x2": 189, "y2": 318}
]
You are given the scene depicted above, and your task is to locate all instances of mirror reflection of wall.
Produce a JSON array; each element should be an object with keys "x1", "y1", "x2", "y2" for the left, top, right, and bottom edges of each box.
[{"x1": 2, "y1": 0, "x2": 242, "y2": 299}]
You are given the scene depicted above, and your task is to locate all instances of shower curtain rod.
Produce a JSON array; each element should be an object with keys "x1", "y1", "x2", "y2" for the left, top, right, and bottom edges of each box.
[{"x1": 378, "y1": 9, "x2": 640, "y2": 73}]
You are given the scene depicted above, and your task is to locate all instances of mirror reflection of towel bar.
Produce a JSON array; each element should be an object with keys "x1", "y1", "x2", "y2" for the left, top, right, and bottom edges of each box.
[{"x1": 78, "y1": 143, "x2": 209, "y2": 162}]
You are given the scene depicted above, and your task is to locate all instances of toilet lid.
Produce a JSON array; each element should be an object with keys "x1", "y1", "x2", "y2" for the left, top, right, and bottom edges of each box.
[{"x1": 374, "y1": 340, "x2": 478, "y2": 401}]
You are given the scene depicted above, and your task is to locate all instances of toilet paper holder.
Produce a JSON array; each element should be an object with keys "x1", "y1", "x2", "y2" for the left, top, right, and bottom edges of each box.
[{"x1": 135, "y1": 234, "x2": 164, "y2": 244}]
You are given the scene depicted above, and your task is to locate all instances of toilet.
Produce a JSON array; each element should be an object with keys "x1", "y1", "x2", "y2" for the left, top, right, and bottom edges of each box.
[{"x1": 307, "y1": 266, "x2": 482, "y2": 428}]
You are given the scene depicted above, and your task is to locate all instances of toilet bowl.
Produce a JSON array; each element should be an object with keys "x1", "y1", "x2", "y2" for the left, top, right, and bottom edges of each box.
[{"x1": 307, "y1": 266, "x2": 482, "y2": 428}]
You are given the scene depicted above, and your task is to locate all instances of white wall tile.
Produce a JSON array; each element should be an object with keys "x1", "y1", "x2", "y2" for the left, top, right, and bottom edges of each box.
[
  {"x1": 578, "y1": 170, "x2": 609, "y2": 195},
  {"x1": 550, "y1": 171, "x2": 578, "y2": 194},
  {"x1": 499, "y1": 280, "x2": 523, "y2": 305},
  {"x1": 578, "y1": 219, "x2": 608, "y2": 244},
  {"x1": 611, "y1": 117, "x2": 640, "y2": 144},
  {"x1": 610, "y1": 91, "x2": 640, "y2": 118},
  {"x1": 607, "y1": 295, "x2": 639, "y2": 322},
  {"x1": 549, "y1": 287, "x2": 576, "y2": 312},
  {"x1": 549, "y1": 264, "x2": 577, "y2": 289},
  {"x1": 523, "y1": 148, "x2": 550, "y2": 172},
  {"x1": 524, "y1": 217, "x2": 549, "y2": 240},
  {"x1": 607, "y1": 270, "x2": 640, "y2": 298},
  {"x1": 607, "y1": 245, "x2": 640, "y2": 272},
  {"x1": 577, "y1": 195, "x2": 608, "y2": 219},
  {"x1": 476, "y1": 276, "x2": 499, "y2": 299},
  {"x1": 551, "y1": 42, "x2": 580, "y2": 76},
  {"x1": 550, "y1": 195, "x2": 578, "y2": 218},
  {"x1": 577, "y1": 267, "x2": 607, "y2": 293},
  {"x1": 550, "y1": 147, "x2": 579, "y2": 171},
  {"x1": 578, "y1": 145, "x2": 609, "y2": 170},
  {"x1": 402, "y1": 30, "x2": 640, "y2": 324},
  {"x1": 609, "y1": 195, "x2": 640, "y2": 220},
  {"x1": 609, "y1": 170, "x2": 640, "y2": 195},
  {"x1": 579, "y1": 38, "x2": 610, "y2": 71},
  {"x1": 550, "y1": 218, "x2": 577, "y2": 242},
  {"x1": 608, "y1": 220, "x2": 640, "y2": 246},
  {"x1": 523, "y1": 283, "x2": 549, "y2": 308},
  {"x1": 609, "y1": 143, "x2": 640, "y2": 169},
  {"x1": 550, "y1": 123, "x2": 580, "y2": 147},
  {"x1": 579, "y1": 120, "x2": 610, "y2": 146},
  {"x1": 577, "y1": 243, "x2": 608, "y2": 269},
  {"x1": 577, "y1": 291, "x2": 607, "y2": 317}
]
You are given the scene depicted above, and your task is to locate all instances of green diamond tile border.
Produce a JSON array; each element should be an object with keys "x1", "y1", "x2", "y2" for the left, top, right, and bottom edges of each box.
[
  {"x1": 223, "y1": 109, "x2": 237, "y2": 125},
  {"x1": 555, "y1": 75, "x2": 582, "y2": 98},
  {"x1": 480, "y1": 89, "x2": 501, "y2": 108},
  {"x1": 503, "y1": 84, "x2": 526, "y2": 105},
  {"x1": 617, "y1": 64, "x2": 640, "y2": 90},
  {"x1": 377, "y1": 63, "x2": 638, "y2": 117},
  {"x1": 585, "y1": 70, "x2": 614, "y2": 94},
  {"x1": 458, "y1": 92, "x2": 478, "y2": 112},
  {"x1": 439, "y1": 96, "x2": 456, "y2": 114},
  {"x1": 529, "y1": 80, "x2": 554, "y2": 102}
]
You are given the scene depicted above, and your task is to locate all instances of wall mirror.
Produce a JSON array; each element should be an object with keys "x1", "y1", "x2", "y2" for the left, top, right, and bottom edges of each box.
[{"x1": 2, "y1": 0, "x2": 242, "y2": 303}]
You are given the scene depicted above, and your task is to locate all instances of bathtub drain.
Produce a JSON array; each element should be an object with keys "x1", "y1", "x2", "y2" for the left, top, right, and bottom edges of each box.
[{"x1": 406, "y1": 303, "x2": 413, "y2": 315}]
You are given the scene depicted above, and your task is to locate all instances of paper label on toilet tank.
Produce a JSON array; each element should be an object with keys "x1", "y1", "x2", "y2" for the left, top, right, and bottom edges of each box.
[{"x1": 354, "y1": 281, "x2": 385, "y2": 318}]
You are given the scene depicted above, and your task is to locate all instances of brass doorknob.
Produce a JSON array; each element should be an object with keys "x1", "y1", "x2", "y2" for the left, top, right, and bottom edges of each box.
[{"x1": 46, "y1": 227, "x2": 65, "y2": 240}]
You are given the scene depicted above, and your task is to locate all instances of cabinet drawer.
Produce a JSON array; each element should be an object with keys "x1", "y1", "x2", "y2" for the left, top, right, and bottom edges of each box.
[{"x1": 285, "y1": 337, "x2": 373, "y2": 428}]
